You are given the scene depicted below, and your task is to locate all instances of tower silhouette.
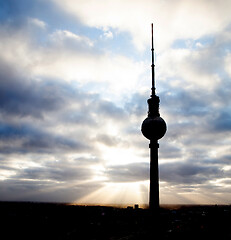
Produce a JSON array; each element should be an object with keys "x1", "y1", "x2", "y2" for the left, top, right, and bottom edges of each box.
[{"x1": 141, "y1": 24, "x2": 167, "y2": 213}]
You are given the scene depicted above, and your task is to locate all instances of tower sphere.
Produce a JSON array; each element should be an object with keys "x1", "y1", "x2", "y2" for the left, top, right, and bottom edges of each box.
[{"x1": 141, "y1": 116, "x2": 167, "y2": 140}]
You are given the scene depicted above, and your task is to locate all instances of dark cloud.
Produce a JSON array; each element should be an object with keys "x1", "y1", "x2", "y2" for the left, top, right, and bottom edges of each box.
[
  {"x1": 0, "y1": 179, "x2": 102, "y2": 202},
  {"x1": 0, "y1": 153, "x2": 102, "y2": 202},
  {"x1": 95, "y1": 134, "x2": 120, "y2": 146},
  {"x1": 0, "y1": 49, "x2": 129, "y2": 155},
  {"x1": 125, "y1": 92, "x2": 147, "y2": 117},
  {"x1": 0, "y1": 122, "x2": 89, "y2": 154},
  {"x1": 105, "y1": 162, "x2": 149, "y2": 182},
  {"x1": 0, "y1": 57, "x2": 103, "y2": 156},
  {"x1": 95, "y1": 99, "x2": 126, "y2": 120},
  {"x1": 161, "y1": 88, "x2": 210, "y2": 117},
  {"x1": 216, "y1": 77, "x2": 231, "y2": 105},
  {"x1": 211, "y1": 111, "x2": 231, "y2": 132},
  {"x1": 0, "y1": 0, "x2": 78, "y2": 32},
  {"x1": 218, "y1": 154, "x2": 231, "y2": 164},
  {"x1": 62, "y1": 111, "x2": 97, "y2": 126},
  {"x1": 159, "y1": 143, "x2": 182, "y2": 159},
  {"x1": 13, "y1": 164, "x2": 92, "y2": 182},
  {"x1": 0, "y1": 50, "x2": 131, "y2": 158},
  {"x1": 160, "y1": 162, "x2": 224, "y2": 185},
  {"x1": 0, "y1": 60, "x2": 66, "y2": 118}
]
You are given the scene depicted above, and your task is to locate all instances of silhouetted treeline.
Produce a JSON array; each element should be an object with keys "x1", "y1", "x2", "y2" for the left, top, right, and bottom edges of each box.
[{"x1": 1, "y1": 202, "x2": 231, "y2": 239}]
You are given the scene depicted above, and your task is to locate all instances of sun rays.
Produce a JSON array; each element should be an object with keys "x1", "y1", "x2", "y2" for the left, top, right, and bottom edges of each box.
[{"x1": 76, "y1": 181, "x2": 149, "y2": 206}]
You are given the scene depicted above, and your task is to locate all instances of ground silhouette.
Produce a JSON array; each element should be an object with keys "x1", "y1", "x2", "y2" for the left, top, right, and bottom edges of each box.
[{"x1": 1, "y1": 202, "x2": 231, "y2": 239}]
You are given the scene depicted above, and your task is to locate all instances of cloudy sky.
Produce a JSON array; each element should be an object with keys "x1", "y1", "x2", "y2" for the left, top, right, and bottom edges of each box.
[{"x1": 1, "y1": 0, "x2": 231, "y2": 205}]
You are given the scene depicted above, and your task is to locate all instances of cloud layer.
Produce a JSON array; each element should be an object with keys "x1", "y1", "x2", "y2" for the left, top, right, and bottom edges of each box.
[{"x1": 0, "y1": 0, "x2": 231, "y2": 205}]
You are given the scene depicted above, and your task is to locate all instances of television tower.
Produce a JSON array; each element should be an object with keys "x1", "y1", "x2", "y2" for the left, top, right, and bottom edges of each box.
[{"x1": 141, "y1": 24, "x2": 167, "y2": 213}]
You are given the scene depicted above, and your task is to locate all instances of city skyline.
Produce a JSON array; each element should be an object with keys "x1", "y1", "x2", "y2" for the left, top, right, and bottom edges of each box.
[{"x1": 0, "y1": 0, "x2": 231, "y2": 205}]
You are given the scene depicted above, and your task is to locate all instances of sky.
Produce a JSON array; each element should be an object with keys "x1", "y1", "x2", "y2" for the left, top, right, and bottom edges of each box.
[{"x1": 0, "y1": 0, "x2": 231, "y2": 205}]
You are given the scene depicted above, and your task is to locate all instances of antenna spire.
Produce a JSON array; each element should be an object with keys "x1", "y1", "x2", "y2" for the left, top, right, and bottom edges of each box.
[{"x1": 151, "y1": 23, "x2": 155, "y2": 97}]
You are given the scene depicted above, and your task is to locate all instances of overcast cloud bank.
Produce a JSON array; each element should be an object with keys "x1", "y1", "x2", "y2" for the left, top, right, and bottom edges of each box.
[{"x1": 0, "y1": 0, "x2": 231, "y2": 204}]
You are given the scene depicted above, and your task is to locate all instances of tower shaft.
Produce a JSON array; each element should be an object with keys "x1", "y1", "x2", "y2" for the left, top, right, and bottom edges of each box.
[{"x1": 149, "y1": 140, "x2": 159, "y2": 212}]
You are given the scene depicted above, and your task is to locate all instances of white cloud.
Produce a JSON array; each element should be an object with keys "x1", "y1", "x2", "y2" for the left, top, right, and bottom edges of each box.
[
  {"x1": 52, "y1": 0, "x2": 231, "y2": 51},
  {"x1": 28, "y1": 17, "x2": 47, "y2": 29},
  {"x1": 101, "y1": 29, "x2": 113, "y2": 40},
  {"x1": 49, "y1": 30, "x2": 94, "y2": 47},
  {"x1": 0, "y1": 24, "x2": 146, "y2": 101},
  {"x1": 158, "y1": 47, "x2": 222, "y2": 91}
]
